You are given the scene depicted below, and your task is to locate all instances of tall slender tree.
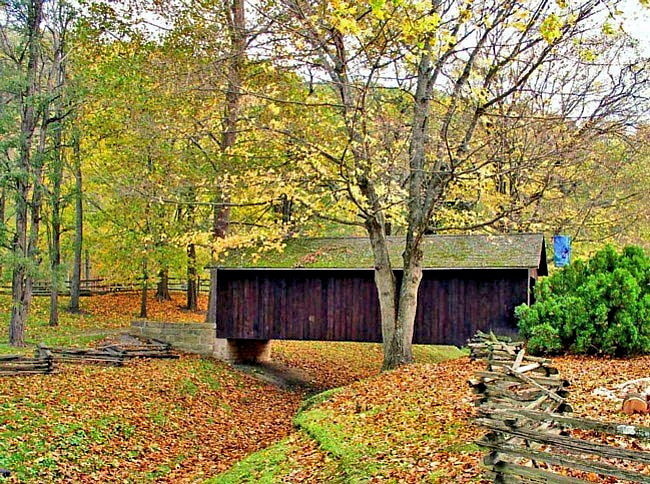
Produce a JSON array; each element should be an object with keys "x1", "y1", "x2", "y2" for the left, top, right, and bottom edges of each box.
[
  {"x1": 69, "y1": 128, "x2": 83, "y2": 313},
  {"x1": 4, "y1": 0, "x2": 45, "y2": 346},
  {"x1": 48, "y1": 0, "x2": 75, "y2": 326}
]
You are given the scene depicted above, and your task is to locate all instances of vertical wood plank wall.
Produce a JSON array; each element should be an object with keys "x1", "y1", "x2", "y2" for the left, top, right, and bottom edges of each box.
[{"x1": 215, "y1": 268, "x2": 529, "y2": 346}]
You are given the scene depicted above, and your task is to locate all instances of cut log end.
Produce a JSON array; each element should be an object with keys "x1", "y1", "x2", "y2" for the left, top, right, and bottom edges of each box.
[{"x1": 622, "y1": 393, "x2": 649, "y2": 415}]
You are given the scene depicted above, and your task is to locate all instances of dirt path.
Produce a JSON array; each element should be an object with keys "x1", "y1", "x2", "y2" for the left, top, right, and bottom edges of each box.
[{"x1": 234, "y1": 361, "x2": 320, "y2": 392}]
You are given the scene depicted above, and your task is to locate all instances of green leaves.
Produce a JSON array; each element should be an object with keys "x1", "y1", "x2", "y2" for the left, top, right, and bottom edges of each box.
[{"x1": 517, "y1": 245, "x2": 650, "y2": 356}]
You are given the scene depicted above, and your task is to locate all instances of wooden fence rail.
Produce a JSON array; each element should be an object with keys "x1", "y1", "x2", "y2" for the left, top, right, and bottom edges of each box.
[
  {"x1": 0, "y1": 351, "x2": 54, "y2": 376},
  {"x1": 39, "y1": 336, "x2": 178, "y2": 366},
  {"x1": 1, "y1": 337, "x2": 177, "y2": 377},
  {"x1": 470, "y1": 332, "x2": 650, "y2": 483},
  {"x1": 0, "y1": 277, "x2": 210, "y2": 296}
]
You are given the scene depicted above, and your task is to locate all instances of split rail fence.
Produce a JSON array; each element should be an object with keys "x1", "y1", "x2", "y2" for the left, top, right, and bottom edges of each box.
[
  {"x1": 0, "y1": 277, "x2": 210, "y2": 297},
  {"x1": 1, "y1": 336, "x2": 177, "y2": 376},
  {"x1": 39, "y1": 337, "x2": 177, "y2": 366},
  {"x1": 470, "y1": 332, "x2": 650, "y2": 483},
  {"x1": 0, "y1": 351, "x2": 54, "y2": 376}
]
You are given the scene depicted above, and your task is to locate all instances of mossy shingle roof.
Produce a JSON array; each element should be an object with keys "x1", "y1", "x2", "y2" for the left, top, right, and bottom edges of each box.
[{"x1": 219, "y1": 234, "x2": 547, "y2": 272}]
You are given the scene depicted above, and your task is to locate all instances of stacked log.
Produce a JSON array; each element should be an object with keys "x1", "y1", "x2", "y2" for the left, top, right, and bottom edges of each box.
[
  {"x1": 477, "y1": 407, "x2": 650, "y2": 483},
  {"x1": 39, "y1": 344, "x2": 125, "y2": 366},
  {"x1": 114, "y1": 334, "x2": 177, "y2": 360},
  {"x1": 1, "y1": 337, "x2": 177, "y2": 377},
  {"x1": 0, "y1": 351, "x2": 53, "y2": 376}
]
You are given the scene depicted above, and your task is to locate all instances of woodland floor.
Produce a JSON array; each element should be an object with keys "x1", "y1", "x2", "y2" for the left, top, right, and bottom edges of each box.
[{"x1": 1, "y1": 292, "x2": 650, "y2": 482}]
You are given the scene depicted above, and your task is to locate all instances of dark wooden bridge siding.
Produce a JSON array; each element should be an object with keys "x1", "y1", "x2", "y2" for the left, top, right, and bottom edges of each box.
[{"x1": 214, "y1": 268, "x2": 529, "y2": 346}]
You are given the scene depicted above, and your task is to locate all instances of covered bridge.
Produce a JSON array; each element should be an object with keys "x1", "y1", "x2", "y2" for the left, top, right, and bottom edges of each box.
[{"x1": 207, "y1": 234, "x2": 547, "y2": 360}]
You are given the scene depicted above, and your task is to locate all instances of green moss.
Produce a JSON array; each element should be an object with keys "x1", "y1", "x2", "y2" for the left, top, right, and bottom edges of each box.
[
  {"x1": 206, "y1": 440, "x2": 291, "y2": 484},
  {"x1": 217, "y1": 234, "x2": 544, "y2": 270},
  {"x1": 297, "y1": 387, "x2": 342, "y2": 414},
  {"x1": 413, "y1": 344, "x2": 468, "y2": 363},
  {"x1": 294, "y1": 408, "x2": 381, "y2": 482}
]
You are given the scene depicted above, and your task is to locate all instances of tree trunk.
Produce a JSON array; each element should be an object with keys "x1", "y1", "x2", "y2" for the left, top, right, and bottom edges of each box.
[
  {"x1": 395, "y1": 245, "x2": 424, "y2": 365},
  {"x1": 365, "y1": 218, "x2": 401, "y2": 370},
  {"x1": 140, "y1": 258, "x2": 148, "y2": 318},
  {"x1": 49, "y1": 138, "x2": 62, "y2": 326},
  {"x1": 156, "y1": 268, "x2": 171, "y2": 301},
  {"x1": 221, "y1": 0, "x2": 245, "y2": 153},
  {"x1": 187, "y1": 243, "x2": 198, "y2": 311},
  {"x1": 0, "y1": 186, "x2": 5, "y2": 279},
  {"x1": 210, "y1": 0, "x2": 244, "y2": 248},
  {"x1": 10, "y1": 0, "x2": 44, "y2": 347},
  {"x1": 49, "y1": 107, "x2": 63, "y2": 327},
  {"x1": 84, "y1": 249, "x2": 90, "y2": 280},
  {"x1": 69, "y1": 133, "x2": 83, "y2": 312},
  {"x1": 212, "y1": 202, "x2": 230, "y2": 241},
  {"x1": 378, "y1": 41, "x2": 433, "y2": 368},
  {"x1": 10, "y1": 208, "x2": 30, "y2": 347},
  {"x1": 48, "y1": 18, "x2": 67, "y2": 327},
  {"x1": 205, "y1": 0, "x2": 245, "y2": 322}
]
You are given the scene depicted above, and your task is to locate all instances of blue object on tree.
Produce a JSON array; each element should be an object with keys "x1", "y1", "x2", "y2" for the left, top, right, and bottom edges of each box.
[{"x1": 553, "y1": 235, "x2": 571, "y2": 267}]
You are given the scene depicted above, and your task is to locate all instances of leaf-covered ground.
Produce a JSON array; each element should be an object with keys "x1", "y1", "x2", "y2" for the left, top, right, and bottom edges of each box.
[
  {"x1": 215, "y1": 358, "x2": 485, "y2": 483},
  {"x1": 4, "y1": 293, "x2": 650, "y2": 483},
  {"x1": 555, "y1": 355, "x2": 650, "y2": 425},
  {"x1": 272, "y1": 340, "x2": 467, "y2": 389},
  {"x1": 216, "y1": 355, "x2": 650, "y2": 483},
  {"x1": 0, "y1": 357, "x2": 302, "y2": 483}
]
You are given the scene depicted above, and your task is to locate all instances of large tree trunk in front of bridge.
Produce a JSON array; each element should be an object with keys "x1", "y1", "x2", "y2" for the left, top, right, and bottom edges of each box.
[
  {"x1": 370, "y1": 234, "x2": 424, "y2": 371},
  {"x1": 376, "y1": 42, "x2": 432, "y2": 369},
  {"x1": 396, "y1": 242, "x2": 424, "y2": 365},
  {"x1": 366, "y1": 221, "x2": 404, "y2": 371}
]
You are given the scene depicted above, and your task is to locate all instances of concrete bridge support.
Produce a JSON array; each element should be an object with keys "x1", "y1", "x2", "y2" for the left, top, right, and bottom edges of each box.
[
  {"x1": 130, "y1": 320, "x2": 272, "y2": 364},
  {"x1": 213, "y1": 338, "x2": 272, "y2": 364}
]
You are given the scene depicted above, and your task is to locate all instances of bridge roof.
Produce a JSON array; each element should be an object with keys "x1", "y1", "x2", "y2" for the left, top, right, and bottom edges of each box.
[{"x1": 218, "y1": 233, "x2": 547, "y2": 274}]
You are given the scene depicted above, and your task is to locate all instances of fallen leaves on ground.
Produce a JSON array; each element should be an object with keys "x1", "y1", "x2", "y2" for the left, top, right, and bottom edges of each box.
[
  {"x1": 232, "y1": 354, "x2": 650, "y2": 483},
  {"x1": 217, "y1": 357, "x2": 487, "y2": 483},
  {"x1": 0, "y1": 356, "x2": 302, "y2": 483},
  {"x1": 272, "y1": 340, "x2": 466, "y2": 390},
  {"x1": 83, "y1": 291, "x2": 208, "y2": 326},
  {"x1": 292, "y1": 358, "x2": 486, "y2": 483},
  {"x1": 555, "y1": 355, "x2": 650, "y2": 425},
  {"x1": 7, "y1": 293, "x2": 650, "y2": 483},
  {"x1": 554, "y1": 355, "x2": 650, "y2": 482},
  {"x1": 207, "y1": 432, "x2": 337, "y2": 484}
]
